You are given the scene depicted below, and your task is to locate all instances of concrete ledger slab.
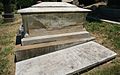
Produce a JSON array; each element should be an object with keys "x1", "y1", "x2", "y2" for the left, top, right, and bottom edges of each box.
[{"x1": 16, "y1": 41, "x2": 117, "y2": 75}]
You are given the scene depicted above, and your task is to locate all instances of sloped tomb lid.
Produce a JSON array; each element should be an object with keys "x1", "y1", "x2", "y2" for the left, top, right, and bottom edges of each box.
[
  {"x1": 32, "y1": 2, "x2": 76, "y2": 7},
  {"x1": 18, "y1": 2, "x2": 91, "y2": 14}
]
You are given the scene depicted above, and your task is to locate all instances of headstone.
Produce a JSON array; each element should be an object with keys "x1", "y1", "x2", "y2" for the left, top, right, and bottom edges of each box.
[{"x1": 2, "y1": 0, "x2": 14, "y2": 22}]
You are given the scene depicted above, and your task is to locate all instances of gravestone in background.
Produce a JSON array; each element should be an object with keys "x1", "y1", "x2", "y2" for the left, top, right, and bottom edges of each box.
[{"x1": 2, "y1": 0, "x2": 14, "y2": 22}]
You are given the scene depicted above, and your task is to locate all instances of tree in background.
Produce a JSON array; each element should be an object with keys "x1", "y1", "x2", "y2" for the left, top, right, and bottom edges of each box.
[
  {"x1": 16, "y1": 0, "x2": 37, "y2": 9},
  {"x1": 57, "y1": 0, "x2": 62, "y2": 2}
]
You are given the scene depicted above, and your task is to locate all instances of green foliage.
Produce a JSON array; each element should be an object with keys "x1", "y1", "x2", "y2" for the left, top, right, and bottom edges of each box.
[
  {"x1": 16, "y1": 0, "x2": 37, "y2": 8},
  {"x1": 85, "y1": 21, "x2": 120, "y2": 49},
  {"x1": 11, "y1": 4, "x2": 16, "y2": 11},
  {"x1": 0, "y1": 2, "x2": 3, "y2": 13},
  {"x1": 84, "y1": 63, "x2": 120, "y2": 75},
  {"x1": 0, "y1": 47, "x2": 12, "y2": 75},
  {"x1": 0, "y1": 15, "x2": 20, "y2": 75},
  {"x1": 83, "y1": 21, "x2": 120, "y2": 75},
  {"x1": 0, "y1": 0, "x2": 16, "y2": 13}
]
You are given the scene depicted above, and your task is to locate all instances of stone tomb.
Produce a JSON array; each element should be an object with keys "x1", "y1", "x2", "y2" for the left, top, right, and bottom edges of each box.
[
  {"x1": 16, "y1": 2, "x2": 95, "y2": 61},
  {"x1": 18, "y1": 2, "x2": 91, "y2": 46},
  {"x1": 16, "y1": 2, "x2": 117, "y2": 75}
]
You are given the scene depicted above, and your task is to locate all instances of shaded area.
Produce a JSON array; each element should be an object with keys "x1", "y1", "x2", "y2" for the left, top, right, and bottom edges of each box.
[{"x1": 86, "y1": 1, "x2": 120, "y2": 22}]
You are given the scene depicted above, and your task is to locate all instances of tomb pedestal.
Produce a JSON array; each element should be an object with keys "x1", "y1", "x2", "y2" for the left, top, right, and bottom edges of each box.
[
  {"x1": 2, "y1": 13, "x2": 14, "y2": 22},
  {"x1": 16, "y1": 2, "x2": 96, "y2": 61},
  {"x1": 18, "y1": 2, "x2": 91, "y2": 45}
]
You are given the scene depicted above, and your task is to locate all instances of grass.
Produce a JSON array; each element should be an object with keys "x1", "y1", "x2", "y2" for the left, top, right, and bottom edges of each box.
[
  {"x1": 0, "y1": 14, "x2": 21, "y2": 75},
  {"x1": 82, "y1": 21, "x2": 120, "y2": 75},
  {"x1": 0, "y1": 15, "x2": 120, "y2": 75}
]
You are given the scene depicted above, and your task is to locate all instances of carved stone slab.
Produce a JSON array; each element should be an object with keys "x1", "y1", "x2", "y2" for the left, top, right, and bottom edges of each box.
[
  {"x1": 16, "y1": 41, "x2": 116, "y2": 75},
  {"x1": 18, "y1": 2, "x2": 90, "y2": 13}
]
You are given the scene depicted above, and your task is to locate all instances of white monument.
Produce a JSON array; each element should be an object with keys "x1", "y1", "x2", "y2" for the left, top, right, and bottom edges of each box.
[
  {"x1": 18, "y1": 2, "x2": 91, "y2": 45},
  {"x1": 15, "y1": 2, "x2": 116, "y2": 75}
]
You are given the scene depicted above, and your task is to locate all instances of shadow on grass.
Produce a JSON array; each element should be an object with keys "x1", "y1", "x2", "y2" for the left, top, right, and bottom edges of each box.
[{"x1": 86, "y1": 12, "x2": 102, "y2": 23}]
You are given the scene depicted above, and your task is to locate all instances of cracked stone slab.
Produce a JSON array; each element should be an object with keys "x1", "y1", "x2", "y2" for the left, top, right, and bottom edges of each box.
[{"x1": 16, "y1": 41, "x2": 117, "y2": 75}]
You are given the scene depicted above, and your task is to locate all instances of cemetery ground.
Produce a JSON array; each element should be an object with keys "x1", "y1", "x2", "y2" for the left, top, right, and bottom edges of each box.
[{"x1": 0, "y1": 14, "x2": 120, "y2": 75}]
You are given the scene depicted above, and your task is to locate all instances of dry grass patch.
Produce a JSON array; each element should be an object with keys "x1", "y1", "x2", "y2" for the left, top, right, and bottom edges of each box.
[{"x1": 0, "y1": 14, "x2": 21, "y2": 75}]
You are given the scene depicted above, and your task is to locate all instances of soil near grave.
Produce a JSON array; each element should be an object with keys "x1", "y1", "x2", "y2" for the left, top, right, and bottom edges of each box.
[{"x1": 0, "y1": 14, "x2": 22, "y2": 75}]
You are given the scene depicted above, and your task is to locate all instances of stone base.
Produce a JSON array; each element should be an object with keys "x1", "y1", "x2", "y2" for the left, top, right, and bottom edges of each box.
[
  {"x1": 2, "y1": 13, "x2": 14, "y2": 22},
  {"x1": 3, "y1": 18, "x2": 15, "y2": 22},
  {"x1": 22, "y1": 31, "x2": 91, "y2": 45},
  {"x1": 15, "y1": 37, "x2": 95, "y2": 61}
]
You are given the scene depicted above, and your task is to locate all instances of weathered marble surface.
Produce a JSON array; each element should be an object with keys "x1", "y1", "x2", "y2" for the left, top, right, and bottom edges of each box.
[
  {"x1": 18, "y1": 7, "x2": 91, "y2": 13},
  {"x1": 16, "y1": 41, "x2": 116, "y2": 75},
  {"x1": 62, "y1": 0, "x2": 73, "y2": 2},
  {"x1": 15, "y1": 37, "x2": 95, "y2": 61},
  {"x1": 32, "y1": 2, "x2": 76, "y2": 7},
  {"x1": 21, "y1": 31, "x2": 90, "y2": 45},
  {"x1": 18, "y1": 2, "x2": 91, "y2": 13},
  {"x1": 18, "y1": 2, "x2": 91, "y2": 37},
  {"x1": 23, "y1": 13, "x2": 86, "y2": 29}
]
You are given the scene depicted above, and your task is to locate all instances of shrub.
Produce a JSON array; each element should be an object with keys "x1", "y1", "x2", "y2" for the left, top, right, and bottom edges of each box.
[
  {"x1": 16, "y1": 0, "x2": 37, "y2": 9},
  {"x1": 0, "y1": 2, "x2": 3, "y2": 14}
]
